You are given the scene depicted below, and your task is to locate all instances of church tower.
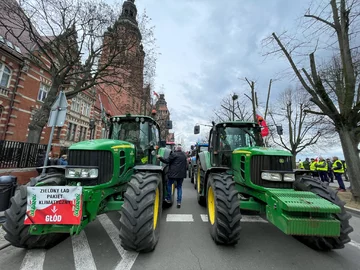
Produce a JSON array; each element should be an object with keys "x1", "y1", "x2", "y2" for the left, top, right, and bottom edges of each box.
[
  {"x1": 155, "y1": 94, "x2": 171, "y2": 140},
  {"x1": 98, "y1": 0, "x2": 146, "y2": 115}
]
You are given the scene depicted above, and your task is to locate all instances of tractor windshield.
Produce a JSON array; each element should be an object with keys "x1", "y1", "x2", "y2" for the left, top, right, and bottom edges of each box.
[
  {"x1": 218, "y1": 126, "x2": 257, "y2": 150},
  {"x1": 109, "y1": 121, "x2": 150, "y2": 163}
]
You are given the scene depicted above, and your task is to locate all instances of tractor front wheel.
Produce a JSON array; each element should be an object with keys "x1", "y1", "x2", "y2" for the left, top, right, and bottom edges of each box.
[
  {"x1": 293, "y1": 176, "x2": 353, "y2": 251},
  {"x1": 207, "y1": 173, "x2": 241, "y2": 245},
  {"x1": 3, "y1": 174, "x2": 70, "y2": 249},
  {"x1": 119, "y1": 172, "x2": 163, "y2": 252}
]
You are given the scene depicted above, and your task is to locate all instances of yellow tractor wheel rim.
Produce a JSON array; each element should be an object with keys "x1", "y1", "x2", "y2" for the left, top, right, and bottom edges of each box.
[
  {"x1": 197, "y1": 167, "x2": 201, "y2": 193},
  {"x1": 153, "y1": 188, "x2": 160, "y2": 230},
  {"x1": 208, "y1": 186, "x2": 215, "y2": 225}
]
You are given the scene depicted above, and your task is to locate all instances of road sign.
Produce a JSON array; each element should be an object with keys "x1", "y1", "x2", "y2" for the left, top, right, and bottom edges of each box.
[
  {"x1": 24, "y1": 186, "x2": 83, "y2": 225},
  {"x1": 48, "y1": 91, "x2": 68, "y2": 127}
]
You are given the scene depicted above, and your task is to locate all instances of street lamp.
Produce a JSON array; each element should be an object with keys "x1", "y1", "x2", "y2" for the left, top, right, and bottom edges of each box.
[{"x1": 232, "y1": 93, "x2": 238, "y2": 121}]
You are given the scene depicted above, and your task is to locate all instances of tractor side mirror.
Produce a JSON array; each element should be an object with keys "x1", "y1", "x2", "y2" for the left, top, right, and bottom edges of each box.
[
  {"x1": 194, "y1": 125, "x2": 200, "y2": 134},
  {"x1": 165, "y1": 120, "x2": 172, "y2": 129},
  {"x1": 160, "y1": 140, "x2": 166, "y2": 147},
  {"x1": 276, "y1": 125, "x2": 283, "y2": 135}
]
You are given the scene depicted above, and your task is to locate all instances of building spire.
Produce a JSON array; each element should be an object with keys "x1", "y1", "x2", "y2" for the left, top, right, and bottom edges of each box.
[{"x1": 120, "y1": 0, "x2": 138, "y2": 24}]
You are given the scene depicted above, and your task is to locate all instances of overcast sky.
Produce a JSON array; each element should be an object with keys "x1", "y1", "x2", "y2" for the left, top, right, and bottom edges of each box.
[{"x1": 114, "y1": 0, "x2": 345, "y2": 159}]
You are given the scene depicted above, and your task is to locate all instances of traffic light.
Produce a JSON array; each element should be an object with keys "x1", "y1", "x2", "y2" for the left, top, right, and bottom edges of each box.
[{"x1": 276, "y1": 125, "x2": 283, "y2": 135}]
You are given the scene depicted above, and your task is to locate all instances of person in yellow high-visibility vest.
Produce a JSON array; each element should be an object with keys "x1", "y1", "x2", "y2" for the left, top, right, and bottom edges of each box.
[
  {"x1": 315, "y1": 157, "x2": 329, "y2": 183},
  {"x1": 309, "y1": 158, "x2": 318, "y2": 177},
  {"x1": 298, "y1": 160, "x2": 304, "y2": 169},
  {"x1": 332, "y1": 156, "x2": 346, "y2": 192}
]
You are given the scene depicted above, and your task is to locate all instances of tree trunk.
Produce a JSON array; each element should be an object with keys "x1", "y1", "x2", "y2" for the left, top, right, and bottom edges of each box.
[
  {"x1": 27, "y1": 80, "x2": 62, "y2": 144},
  {"x1": 338, "y1": 128, "x2": 360, "y2": 202}
]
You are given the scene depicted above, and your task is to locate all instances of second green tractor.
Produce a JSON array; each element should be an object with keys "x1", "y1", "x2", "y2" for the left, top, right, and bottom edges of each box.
[{"x1": 194, "y1": 121, "x2": 353, "y2": 251}]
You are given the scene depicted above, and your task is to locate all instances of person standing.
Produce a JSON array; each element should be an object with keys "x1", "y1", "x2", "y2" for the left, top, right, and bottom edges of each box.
[
  {"x1": 315, "y1": 157, "x2": 329, "y2": 183},
  {"x1": 326, "y1": 158, "x2": 334, "y2": 183},
  {"x1": 310, "y1": 158, "x2": 318, "y2": 177},
  {"x1": 332, "y1": 156, "x2": 346, "y2": 192},
  {"x1": 157, "y1": 145, "x2": 187, "y2": 208},
  {"x1": 303, "y1": 158, "x2": 310, "y2": 170}
]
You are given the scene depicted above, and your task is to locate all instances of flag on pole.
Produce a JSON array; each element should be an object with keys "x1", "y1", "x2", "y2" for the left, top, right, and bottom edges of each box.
[
  {"x1": 99, "y1": 94, "x2": 106, "y2": 123},
  {"x1": 153, "y1": 91, "x2": 159, "y2": 98}
]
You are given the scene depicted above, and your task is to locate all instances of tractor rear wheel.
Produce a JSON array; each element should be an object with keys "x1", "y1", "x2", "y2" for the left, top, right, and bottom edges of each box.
[
  {"x1": 3, "y1": 174, "x2": 70, "y2": 249},
  {"x1": 196, "y1": 163, "x2": 206, "y2": 206},
  {"x1": 119, "y1": 172, "x2": 163, "y2": 252},
  {"x1": 293, "y1": 176, "x2": 353, "y2": 251},
  {"x1": 207, "y1": 173, "x2": 241, "y2": 245}
]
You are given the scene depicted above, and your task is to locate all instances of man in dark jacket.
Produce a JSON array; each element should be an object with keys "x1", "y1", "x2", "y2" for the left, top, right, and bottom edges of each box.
[{"x1": 157, "y1": 145, "x2": 187, "y2": 208}]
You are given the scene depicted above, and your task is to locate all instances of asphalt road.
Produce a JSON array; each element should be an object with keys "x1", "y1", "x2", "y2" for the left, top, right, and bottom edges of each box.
[{"x1": 0, "y1": 178, "x2": 359, "y2": 270}]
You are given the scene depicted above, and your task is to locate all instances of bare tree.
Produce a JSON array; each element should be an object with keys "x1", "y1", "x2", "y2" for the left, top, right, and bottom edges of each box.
[
  {"x1": 0, "y1": 0, "x2": 155, "y2": 143},
  {"x1": 268, "y1": 86, "x2": 332, "y2": 167},
  {"x1": 266, "y1": 0, "x2": 360, "y2": 201}
]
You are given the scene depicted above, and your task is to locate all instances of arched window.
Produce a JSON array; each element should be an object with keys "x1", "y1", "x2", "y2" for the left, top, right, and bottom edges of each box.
[{"x1": 0, "y1": 62, "x2": 11, "y2": 88}]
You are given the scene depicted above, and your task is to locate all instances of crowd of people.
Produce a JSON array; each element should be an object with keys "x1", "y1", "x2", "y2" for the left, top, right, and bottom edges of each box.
[{"x1": 297, "y1": 156, "x2": 349, "y2": 192}]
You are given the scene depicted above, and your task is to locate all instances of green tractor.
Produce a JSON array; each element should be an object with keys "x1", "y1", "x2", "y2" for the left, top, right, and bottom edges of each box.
[
  {"x1": 3, "y1": 114, "x2": 175, "y2": 252},
  {"x1": 194, "y1": 121, "x2": 353, "y2": 250}
]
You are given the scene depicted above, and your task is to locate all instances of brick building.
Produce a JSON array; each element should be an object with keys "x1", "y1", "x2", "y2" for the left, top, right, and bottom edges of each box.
[
  {"x1": 154, "y1": 93, "x2": 172, "y2": 141},
  {"x1": 0, "y1": 0, "x2": 151, "y2": 182},
  {"x1": 0, "y1": 0, "x2": 149, "y2": 150}
]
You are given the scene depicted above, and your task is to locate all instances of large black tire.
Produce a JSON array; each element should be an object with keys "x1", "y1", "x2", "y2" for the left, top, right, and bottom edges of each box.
[
  {"x1": 193, "y1": 168, "x2": 197, "y2": 189},
  {"x1": 119, "y1": 172, "x2": 163, "y2": 253},
  {"x1": 207, "y1": 173, "x2": 241, "y2": 245},
  {"x1": 3, "y1": 174, "x2": 70, "y2": 249},
  {"x1": 196, "y1": 163, "x2": 206, "y2": 206},
  {"x1": 293, "y1": 176, "x2": 353, "y2": 251}
]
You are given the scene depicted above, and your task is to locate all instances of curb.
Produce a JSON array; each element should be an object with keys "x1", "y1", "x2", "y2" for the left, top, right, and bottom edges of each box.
[{"x1": 345, "y1": 206, "x2": 360, "y2": 216}]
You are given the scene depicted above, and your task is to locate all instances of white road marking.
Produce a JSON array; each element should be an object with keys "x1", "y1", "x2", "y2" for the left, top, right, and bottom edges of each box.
[
  {"x1": 98, "y1": 214, "x2": 138, "y2": 270},
  {"x1": 166, "y1": 214, "x2": 194, "y2": 222},
  {"x1": 200, "y1": 214, "x2": 268, "y2": 223},
  {"x1": 200, "y1": 214, "x2": 208, "y2": 222},
  {"x1": 71, "y1": 230, "x2": 97, "y2": 270},
  {"x1": 349, "y1": 240, "x2": 360, "y2": 250},
  {"x1": 20, "y1": 249, "x2": 46, "y2": 270}
]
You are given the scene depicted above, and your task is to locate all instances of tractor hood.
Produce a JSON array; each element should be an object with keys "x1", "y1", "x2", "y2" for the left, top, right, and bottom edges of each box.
[
  {"x1": 233, "y1": 146, "x2": 292, "y2": 156},
  {"x1": 69, "y1": 139, "x2": 134, "y2": 151}
]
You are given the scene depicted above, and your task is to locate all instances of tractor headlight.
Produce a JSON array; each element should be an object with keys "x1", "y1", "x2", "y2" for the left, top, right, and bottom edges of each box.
[
  {"x1": 283, "y1": 173, "x2": 295, "y2": 182},
  {"x1": 65, "y1": 168, "x2": 99, "y2": 179},
  {"x1": 261, "y1": 172, "x2": 282, "y2": 181}
]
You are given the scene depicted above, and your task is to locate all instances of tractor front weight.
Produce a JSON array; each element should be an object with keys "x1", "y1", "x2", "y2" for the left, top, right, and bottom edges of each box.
[{"x1": 264, "y1": 189, "x2": 341, "y2": 237}]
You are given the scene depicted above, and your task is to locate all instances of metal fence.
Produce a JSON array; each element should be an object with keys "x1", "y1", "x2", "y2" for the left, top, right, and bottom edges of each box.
[{"x1": 0, "y1": 140, "x2": 48, "y2": 169}]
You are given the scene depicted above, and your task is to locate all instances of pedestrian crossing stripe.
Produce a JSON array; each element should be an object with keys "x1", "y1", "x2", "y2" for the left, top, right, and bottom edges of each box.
[{"x1": 168, "y1": 214, "x2": 269, "y2": 223}]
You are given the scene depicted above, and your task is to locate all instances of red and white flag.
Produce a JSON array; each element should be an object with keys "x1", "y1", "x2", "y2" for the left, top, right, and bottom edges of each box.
[{"x1": 153, "y1": 91, "x2": 159, "y2": 98}]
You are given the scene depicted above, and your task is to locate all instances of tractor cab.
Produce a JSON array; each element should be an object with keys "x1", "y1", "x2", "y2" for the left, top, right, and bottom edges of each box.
[
  {"x1": 194, "y1": 121, "x2": 263, "y2": 167},
  {"x1": 109, "y1": 114, "x2": 171, "y2": 165}
]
